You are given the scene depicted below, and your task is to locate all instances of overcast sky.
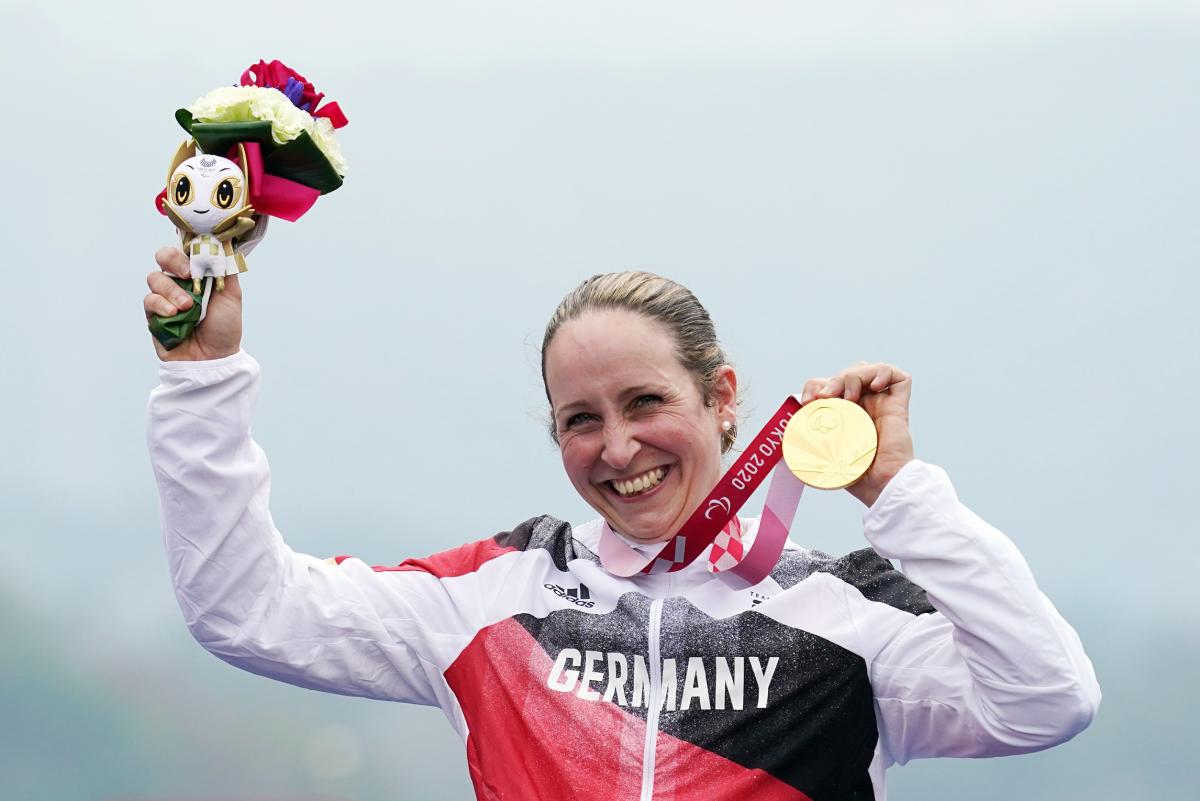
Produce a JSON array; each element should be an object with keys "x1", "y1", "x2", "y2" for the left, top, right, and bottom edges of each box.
[{"x1": 1, "y1": 2, "x2": 1196, "y2": 799}]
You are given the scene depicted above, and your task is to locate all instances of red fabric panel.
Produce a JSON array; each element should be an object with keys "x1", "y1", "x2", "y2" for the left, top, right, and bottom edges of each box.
[
  {"x1": 653, "y1": 728, "x2": 812, "y2": 801},
  {"x1": 443, "y1": 618, "x2": 812, "y2": 800},
  {"x1": 370, "y1": 537, "x2": 517, "y2": 579},
  {"x1": 445, "y1": 618, "x2": 645, "y2": 800}
]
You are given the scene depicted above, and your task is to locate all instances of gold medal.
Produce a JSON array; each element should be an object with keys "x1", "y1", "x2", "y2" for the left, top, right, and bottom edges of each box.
[{"x1": 782, "y1": 397, "x2": 877, "y2": 490}]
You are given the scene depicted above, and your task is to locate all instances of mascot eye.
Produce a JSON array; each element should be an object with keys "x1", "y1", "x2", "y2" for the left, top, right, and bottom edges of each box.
[
  {"x1": 211, "y1": 178, "x2": 240, "y2": 210},
  {"x1": 172, "y1": 174, "x2": 192, "y2": 206}
]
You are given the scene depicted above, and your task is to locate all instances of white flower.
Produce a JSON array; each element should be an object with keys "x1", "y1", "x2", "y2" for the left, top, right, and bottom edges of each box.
[
  {"x1": 188, "y1": 85, "x2": 346, "y2": 176},
  {"x1": 310, "y1": 116, "x2": 347, "y2": 177}
]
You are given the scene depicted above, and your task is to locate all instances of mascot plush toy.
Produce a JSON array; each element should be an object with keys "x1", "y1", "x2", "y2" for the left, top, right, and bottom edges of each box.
[
  {"x1": 150, "y1": 59, "x2": 348, "y2": 349},
  {"x1": 163, "y1": 144, "x2": 258, "y2": 294}
]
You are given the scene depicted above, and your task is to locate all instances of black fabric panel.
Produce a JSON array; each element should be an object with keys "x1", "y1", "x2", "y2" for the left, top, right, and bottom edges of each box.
[
  {"x1": 492, "y1": 517, "x2": 540, "y2": 551},
  {"x1": 771, "y1": 545, "x2": 934, "y2": 617},
  {"x1": 657, "y1": 601, "x2": 878, "y2": 801},
  {"x1": 516, "y1": 600, "x2": 652, "y2": 659},
  {"x1": 770, "y1": 547, "x2": 837, "y2": 590},
  {"x1": 493, "y1": 514, "x2": 586, "y2": 571},
  {"x1": 514, "y1": 594, "x2": 654, "y2": 725},
  {"x1": 817, "y1": 548, "x2": 935, "y2": 616}
]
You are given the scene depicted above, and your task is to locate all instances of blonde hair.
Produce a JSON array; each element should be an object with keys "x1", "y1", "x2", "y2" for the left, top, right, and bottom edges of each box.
[{"x1": 541, "y1": 271, "x2": 739, "y2": 453}]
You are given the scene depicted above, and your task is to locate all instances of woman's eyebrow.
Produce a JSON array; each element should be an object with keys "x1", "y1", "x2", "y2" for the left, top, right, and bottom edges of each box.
[
  {"x1": 555, "y1": 383, "x2": 672, "y2": 418},
  {"x1": 621, "y1": 383, "x2": 669, "y2": 399},
  {"x1": 555, "y1": 399, "x2": 591, "y2": 417}
]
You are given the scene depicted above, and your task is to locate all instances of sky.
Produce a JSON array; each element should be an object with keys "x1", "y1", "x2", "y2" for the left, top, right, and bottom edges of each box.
[{"x1": 1, "y1": 2, "x2": 1197, "y2": 799}]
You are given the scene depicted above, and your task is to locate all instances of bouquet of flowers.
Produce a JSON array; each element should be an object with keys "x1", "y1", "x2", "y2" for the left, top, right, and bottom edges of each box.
[{"x1": 150, "y1": 59, "x2": 348, "y2": 349}]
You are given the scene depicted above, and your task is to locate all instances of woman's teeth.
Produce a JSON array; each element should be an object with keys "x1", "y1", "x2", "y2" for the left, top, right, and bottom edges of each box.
[{"x1": 611, "y1": 467, "x2": 667, "y2": 497}]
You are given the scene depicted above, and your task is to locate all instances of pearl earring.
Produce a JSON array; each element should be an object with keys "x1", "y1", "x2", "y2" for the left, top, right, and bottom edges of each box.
[{"x1": 721, "y1": 420, "x2": 732, "y2": 433}]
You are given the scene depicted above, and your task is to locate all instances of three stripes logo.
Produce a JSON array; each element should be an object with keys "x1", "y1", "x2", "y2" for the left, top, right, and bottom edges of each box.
[{"x1": 544, "y1": 583, "x2": 596, "y2": 608}]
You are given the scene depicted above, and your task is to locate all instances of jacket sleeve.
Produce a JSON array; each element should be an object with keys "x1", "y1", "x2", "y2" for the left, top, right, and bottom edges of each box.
[
  {"x1": 146, "y1": 351, "x2": 484, "y2": 709},
  {"x1": 848, "y1": 460, "x2": 1100, "y2": 765}
]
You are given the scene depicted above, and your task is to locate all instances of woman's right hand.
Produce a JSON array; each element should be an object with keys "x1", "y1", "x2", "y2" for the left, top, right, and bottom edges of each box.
[{"x1": 144, "y1": 247, "x2": 243, "y2": 361}]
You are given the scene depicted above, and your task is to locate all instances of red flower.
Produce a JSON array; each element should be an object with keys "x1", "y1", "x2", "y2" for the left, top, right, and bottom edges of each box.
[{"x1": 239, "y1": 59, "x2": 348, "y2": 129}]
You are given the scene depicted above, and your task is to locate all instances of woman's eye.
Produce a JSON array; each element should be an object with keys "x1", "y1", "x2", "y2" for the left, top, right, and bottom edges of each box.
[
  {"x1": 633, "y1": 395, "x2": 662, "y2": 409},
  {"x1": 565, "y1": 413, "x2": 596, "y2": 430}
]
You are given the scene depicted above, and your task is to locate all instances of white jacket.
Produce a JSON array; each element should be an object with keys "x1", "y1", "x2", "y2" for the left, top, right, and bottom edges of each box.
[{"x1": 147, "y1": 351, "x2": 1100, "y2": 801}]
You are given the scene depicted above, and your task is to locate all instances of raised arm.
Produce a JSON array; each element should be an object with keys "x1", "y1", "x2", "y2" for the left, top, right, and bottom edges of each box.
[
  {"x1": 143, "y1": 249, "x2": 475, "y2": 708},
  {"x1": 853, "y1": 460, "x2": 1100, "y2": 764},
  {"x1": 800, "y1": 363, "x2": 1099, "y2": 764},
  {"x1": 148, "y1": 351, "x2": 466, "y2": 705}
]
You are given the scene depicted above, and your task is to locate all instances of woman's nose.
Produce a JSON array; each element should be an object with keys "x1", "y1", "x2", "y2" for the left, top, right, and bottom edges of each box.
[{"x1": 601, "y1": 423, "x2": 640, "y2": 471}]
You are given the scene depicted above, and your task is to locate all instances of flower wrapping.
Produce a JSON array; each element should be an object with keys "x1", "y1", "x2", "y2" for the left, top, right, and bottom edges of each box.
[{"x1": 176, "y1": 59, "x2": 349, "y2": 195}]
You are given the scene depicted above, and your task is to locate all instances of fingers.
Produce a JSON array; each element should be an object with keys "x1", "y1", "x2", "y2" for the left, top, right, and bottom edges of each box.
[
  {"x1": 802, "y1": 363, "x2": 910, "y2": 404},
  {"x1": 842, "y1": 373, "x2": 864, "y2": 402},
  {"x1": 800, "y1": 377, "x2": 829, "y2": 404},
  {"x1": 145, "y1": 269, "x2": 193, "y2": 317},
  {"x1": 884, "y1": 367, "x2": 913, "y2": 407},
  {"x1": 155, "y1": 246, "x2": 190, "y2": 279},
  {"x1": 819, "y1": 376, "x2": 845, "y2": 400},
  {"x1": 144, "y1": 291, "x2": 180, "y2": 319},
  {"x1": 868, "y1": 364, "x2": 893, "y2": 392}
]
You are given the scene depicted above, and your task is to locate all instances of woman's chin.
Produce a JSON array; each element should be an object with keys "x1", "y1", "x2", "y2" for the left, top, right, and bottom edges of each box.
[{"x1": 606, "y1": 505, "x2": 681, "y2": 544}]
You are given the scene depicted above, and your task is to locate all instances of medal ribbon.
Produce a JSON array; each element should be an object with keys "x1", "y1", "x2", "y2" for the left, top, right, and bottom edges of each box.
[{"x1": 598, "y1": 395, "x2": 805, "y2": 586}]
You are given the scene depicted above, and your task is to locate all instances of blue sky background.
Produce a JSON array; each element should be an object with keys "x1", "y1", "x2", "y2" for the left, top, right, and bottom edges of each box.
[{"x1": 1, "y1": 2, "x2": 1196, "y2": 799}]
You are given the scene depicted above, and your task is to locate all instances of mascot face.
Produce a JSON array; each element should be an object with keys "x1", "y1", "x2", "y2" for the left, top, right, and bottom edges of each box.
[{"x1": 167, "y1": 154, "x2": 247, "y2": 233}]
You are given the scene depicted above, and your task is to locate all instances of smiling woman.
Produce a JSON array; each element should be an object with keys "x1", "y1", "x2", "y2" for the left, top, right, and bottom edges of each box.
[
  {"x1": 544, "y1": 304, "x2": 736, "y2": 544},
  {"x1": 145, "y1": 262, "x2": 1100, "y2": 801}
]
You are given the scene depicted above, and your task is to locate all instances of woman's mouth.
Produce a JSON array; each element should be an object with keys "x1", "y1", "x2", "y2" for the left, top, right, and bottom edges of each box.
[{"x1": 605, "y1": 466, "x2": 670, "y2": 498}]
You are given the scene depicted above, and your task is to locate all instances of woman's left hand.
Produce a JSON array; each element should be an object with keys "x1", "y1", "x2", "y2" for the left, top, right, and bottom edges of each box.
[{"x1": 799, "y1": 362, "x2": 914, "y2": 508}]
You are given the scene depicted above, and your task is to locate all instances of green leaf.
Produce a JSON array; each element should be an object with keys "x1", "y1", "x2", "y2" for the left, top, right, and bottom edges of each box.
[
  {"x1": 189, "y1": 121, "x2": 278, "y2": 159},
  {"x1": 147, "y1": 277, "x2": 206, "y2": 350},
  {"x1": 168, "y1": 115, "x2": 344, "y2": 194},
  {"x1": 264, "y1": 131, "x2": 344, "y2": 194}
]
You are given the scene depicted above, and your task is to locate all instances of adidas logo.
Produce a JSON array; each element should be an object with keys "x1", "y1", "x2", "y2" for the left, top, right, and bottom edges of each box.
[{"x1": 544, "y1": 583, "x2": 595, "y2": 608}]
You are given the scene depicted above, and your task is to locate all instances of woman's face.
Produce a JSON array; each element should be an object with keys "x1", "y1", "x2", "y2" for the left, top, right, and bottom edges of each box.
[{"x1": 544, "y1": 309, "x2": 736, "y2": 544}]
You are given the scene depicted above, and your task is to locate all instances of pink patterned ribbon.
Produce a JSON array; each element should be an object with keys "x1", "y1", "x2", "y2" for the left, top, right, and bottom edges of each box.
[{"x1": 598, "y1": 396, "x2": 805, "y2": 587}]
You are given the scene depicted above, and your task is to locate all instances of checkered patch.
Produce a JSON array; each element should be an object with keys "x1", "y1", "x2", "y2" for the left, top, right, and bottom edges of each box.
[{"x1": 708, "y1": 517, "x2": 745, "y2": 573}]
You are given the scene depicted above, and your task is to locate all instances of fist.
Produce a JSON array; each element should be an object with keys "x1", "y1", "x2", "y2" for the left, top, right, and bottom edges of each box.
[
  {"x1": 144, "y1": 247, "x2": 243, "y2": 361},
  {"x1": 799, "y1": 362, "x2": 914, "y2": 507}
]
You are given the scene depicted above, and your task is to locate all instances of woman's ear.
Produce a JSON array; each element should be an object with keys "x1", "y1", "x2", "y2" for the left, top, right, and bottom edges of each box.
[{"x1": 712, "y1": 364, "x2": 738, "y2": 420}]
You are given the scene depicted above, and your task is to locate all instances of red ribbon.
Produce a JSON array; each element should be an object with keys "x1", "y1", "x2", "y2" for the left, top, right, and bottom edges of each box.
[
  {"x1": 313, "y1": 101, "x2": 348, "y2": 129},
  {"x1": 240, "y1": 59, "x2": 349, "y2": 129},
  {"x1": 229, "y1": 142, "x2": 320, "y2": 222},
  {"x1": 649, "y1": 396, "x2": 800, "y2": 573}
]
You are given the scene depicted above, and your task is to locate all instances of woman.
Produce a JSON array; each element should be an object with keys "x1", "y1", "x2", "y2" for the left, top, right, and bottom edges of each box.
[{"x1": 144, "y1": 251, "x2": 1100, "y2": 801}]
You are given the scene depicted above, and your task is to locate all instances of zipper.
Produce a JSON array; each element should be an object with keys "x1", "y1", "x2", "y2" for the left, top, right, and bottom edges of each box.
[{"x1": 640, "y1": 597, "x2": 664, "y2": 801}]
